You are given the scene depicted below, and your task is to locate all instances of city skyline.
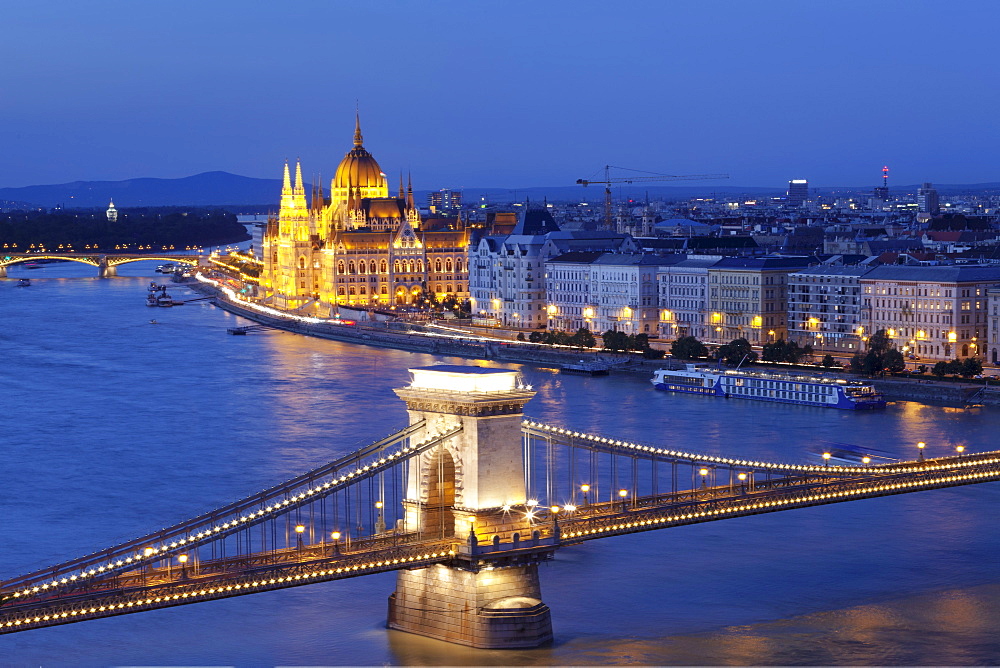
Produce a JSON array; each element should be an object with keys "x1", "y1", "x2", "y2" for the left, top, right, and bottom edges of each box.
[{"x1": 3, "y1": 1, "x2": 999, "y2": 190}]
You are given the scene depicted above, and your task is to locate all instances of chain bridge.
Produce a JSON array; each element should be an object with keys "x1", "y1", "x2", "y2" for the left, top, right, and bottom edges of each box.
[
  {"x1": 2, "y1": 365, "x2": 998, "y2": 648},
  {"x1": 0, "y1": 253, "x2": 203, "y2": 278}
]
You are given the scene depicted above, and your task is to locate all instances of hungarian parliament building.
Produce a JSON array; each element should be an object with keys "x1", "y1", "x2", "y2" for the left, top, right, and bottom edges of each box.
[{"x1": 261, "y1": 116, "x2": 469, "y2": 313}]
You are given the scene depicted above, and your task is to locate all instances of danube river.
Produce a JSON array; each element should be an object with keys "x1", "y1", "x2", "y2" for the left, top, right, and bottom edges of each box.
[{"x1": 2, "y1": 262, "x2": 999, "y2": 666}]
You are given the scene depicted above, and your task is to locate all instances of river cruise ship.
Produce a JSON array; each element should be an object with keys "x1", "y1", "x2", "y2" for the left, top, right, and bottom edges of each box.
[{"x1": 651, "y1": 364, "x2": 886, "y2": 410}]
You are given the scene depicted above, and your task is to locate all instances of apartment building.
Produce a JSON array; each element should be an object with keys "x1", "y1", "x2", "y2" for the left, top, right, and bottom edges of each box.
[
  {"x1": 859, "y1": 265, "x2": 1000, "y2": 360},
  {"x1": 787, "y1": 265, "x2": 872, "y2": 351},
  {"x1": 656, "y1": 255, "x2": 720, "y2": 340},
  {"x1": 707, "y1": 256, "x2": 811, "y2": 344}
]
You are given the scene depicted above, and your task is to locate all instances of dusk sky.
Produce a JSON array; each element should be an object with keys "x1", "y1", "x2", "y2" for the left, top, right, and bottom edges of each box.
[{"x1": 3, "y1": 1, "x2": 998, "y2": 191}]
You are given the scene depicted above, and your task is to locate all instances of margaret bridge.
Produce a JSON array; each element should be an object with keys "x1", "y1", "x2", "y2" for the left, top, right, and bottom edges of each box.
[
  {"x1": 0, "y1": 253, "x2": 203, "y2": 278},
  {"x1": 2, "y1": 366, "x2": 998, "y2": 648}
]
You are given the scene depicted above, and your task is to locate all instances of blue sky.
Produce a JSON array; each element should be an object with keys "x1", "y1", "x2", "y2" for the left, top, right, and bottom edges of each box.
[{"x1": 2, "y1": 1, "x2": 998, "y2": 190}]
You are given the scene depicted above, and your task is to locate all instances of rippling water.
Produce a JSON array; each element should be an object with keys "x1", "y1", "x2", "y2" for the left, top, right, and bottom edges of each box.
[{"x1": 2, "y1": 263, "x2": 998, "y2": 666}]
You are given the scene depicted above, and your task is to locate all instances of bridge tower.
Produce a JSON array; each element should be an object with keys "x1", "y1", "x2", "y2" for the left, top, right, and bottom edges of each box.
[{"x1": 387, "y1": 365, "x2": 553, "y2": 648}]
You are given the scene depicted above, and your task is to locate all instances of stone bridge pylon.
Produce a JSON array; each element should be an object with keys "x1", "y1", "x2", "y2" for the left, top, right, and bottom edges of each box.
[{"x1": 388, "y1": 365, "x2": 553, "y2": 648}]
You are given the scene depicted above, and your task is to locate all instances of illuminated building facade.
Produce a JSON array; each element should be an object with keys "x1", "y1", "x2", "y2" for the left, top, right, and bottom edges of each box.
[
  {"x1": 859, "y1": 265, "x2": 1000, "y2": 360},
  {"x1": 787, "y1": 265, "x2": 871, "y2": 351},
  {"x1": 657, "y1": 255, "x2": 721, "y2": 341},
  {"x1": 261, "y1": 117, "x2": 469, "y2": 313},
  {"x1": 469, "y1": 206, "x2": 636, "y2": 329},
  {"x1": 707, "y1": 256, "x2": 810, "y2": 344},
  {"x1": 545, "y1": 252, "x2": 661, "y2": 334}
]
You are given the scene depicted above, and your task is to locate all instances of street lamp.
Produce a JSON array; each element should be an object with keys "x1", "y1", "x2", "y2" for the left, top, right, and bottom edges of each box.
[
  {"x1": 550, "y1": 505, "x2": 561, "y2": 535},
  {"x1": 580, "y1": 483, "x2": 590, "y2": 506},
  {"x1": 862, "y1": 456, "x2": 871, "y2": 466},
  {"x1": 177, "y1": 554, "x2": 189, "y2": 579},
  {"x1": 822, "y1": 452, "x2": 832, "y2": 467},
  {"x1": 699, "y1": 467, "x2": 709, "y2": 492},
  {"x1": 737, "y1": 472, "x2": 748, "y2": 493},
  {"x1": 329, "y1": 531, "x2": 342, "y2": 557},
  {"x1": 295, "y1": 524, "x2": 305, "y2": 550},
  {"x1": 375, "y1": 501, "x2": 386, "y2": 534},
  {"x1": 956, "y1": 445, "x2": 965, "y2": 458},
  {"x1": 917, "y1": 441, "x2": 926, "y2": 462},
  {"x1": 618, "y1": 488, "x2": 628, "y2": 511}
]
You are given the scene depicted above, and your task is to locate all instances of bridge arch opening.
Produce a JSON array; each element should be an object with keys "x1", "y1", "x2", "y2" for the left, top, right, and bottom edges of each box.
[{"x1": 425, "y1": 446, "x2": 456, "y2": 538}]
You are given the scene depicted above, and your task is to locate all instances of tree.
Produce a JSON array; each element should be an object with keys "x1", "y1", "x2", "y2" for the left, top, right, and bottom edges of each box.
[
  {"x1": 821, "y1": 354, "x2": 836, "y2": 368},
  {"x1": 932, "y1": 361, "x2": 949, "y2": 378},
  {"x1": 784, "y1": 340, "x2": 803, "y2": 364},
  {"x1": 850, "y1": 352, "x2": 865, "y2": 374},
  {"x1": 716, "y1": 338, "x2": 757, "y2": 366},
  {"x1": 961, "y1": 357, "x2": 983, "y2": 378},
  {"x1": 867, "y1": 329, "x2": 893, "y2": 358},
  {"x1": 762, "y1": 339, "x2": 785, "y2": 363},
  {"x1": 762, "y1": 338, "x2": 803, "y2": 364},
  {"x1": 516, "y1": 333, "x2": 526, "y2": 342},
  {"x1": 853, "y1": 329, "x2": 903, "y2": 377},
  {"x1": 862, "y1": 350, "x2": 883, "y2": 377},
  {"x1": 884, "y1": 349, "x2": 906, "y2": 374},
  {"x1": 602, "y1": 330, "x2": 628, "y2": 352},
  {"x1": 670, "y1": 335, "x2": 708, "y2": 360},
  {"x1": 569, "y1": 328, "x2": 596, "y2": 349}
]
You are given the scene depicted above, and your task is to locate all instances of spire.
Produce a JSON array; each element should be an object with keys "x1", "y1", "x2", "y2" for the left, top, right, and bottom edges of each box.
[
  {"x1": 282, "y1": 160, "x2": 291, "y2": 194},
  {"x1": 294, "y1": 158, "x2": 304, "y2": 192},
  {"x1": 314, "y1": 172, "x2": 325, "y2": 211},
  {"x1": 406, "y1": 172, "x2": 415, "y2": 209},
  {"x1": 354, "y1": 112, "x2": 363, "y2": 147},
  {"x1": 399, "y1": 172, "x2": 405, "y2": 199}
]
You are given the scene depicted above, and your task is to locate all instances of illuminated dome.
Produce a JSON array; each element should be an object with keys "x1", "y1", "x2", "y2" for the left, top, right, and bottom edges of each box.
[{"x1": 333, "y1": 115, "x2": 387, "y2": 191}]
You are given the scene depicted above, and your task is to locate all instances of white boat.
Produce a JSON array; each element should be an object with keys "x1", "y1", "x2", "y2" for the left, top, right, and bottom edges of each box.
[
  {"x1": 16, "y1": 278, "x2": 31, "y2": 287},
  {"x1": 651, "y1": 364, "x2": 886, "y2": 410}
]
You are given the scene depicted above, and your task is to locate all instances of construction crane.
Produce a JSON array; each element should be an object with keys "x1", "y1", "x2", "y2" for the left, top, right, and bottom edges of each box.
[{"x1": 577, "y1": 165, "x2": 729, "y2": 231}]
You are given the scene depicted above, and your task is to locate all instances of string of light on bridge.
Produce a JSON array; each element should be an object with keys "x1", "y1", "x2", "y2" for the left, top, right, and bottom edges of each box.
[
  {"x1": 1, "y1": 549, "x2": 458, "y2": 631},
  {"x1": 523, "y1": 420, "x2": 985, "y2": 476},
  {"x1": 3, "y1": 425, "x2": 460, "y2": 602},
  {"x1": 561, "y1": 464, "x2": 1000, "y2": 541}
]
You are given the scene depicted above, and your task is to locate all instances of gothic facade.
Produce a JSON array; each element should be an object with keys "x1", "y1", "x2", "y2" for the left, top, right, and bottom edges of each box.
[{"x1": 261, "y1": 117, "x2": 469, "y2": 314}]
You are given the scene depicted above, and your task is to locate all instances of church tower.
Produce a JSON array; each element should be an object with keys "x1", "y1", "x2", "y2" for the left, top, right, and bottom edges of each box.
[{"x1": 106, "y1": 199, "x2": 118, "y2": 223}]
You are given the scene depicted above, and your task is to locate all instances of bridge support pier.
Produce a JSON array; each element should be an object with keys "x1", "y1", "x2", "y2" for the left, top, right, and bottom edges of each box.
[
  {"x1": 0, "y1": 266, "x2": 6, "y2": 278},
  {"x1": 98, "y1": 261, "x2": 117, "y2": 278},
  {"x1": 388, "y1": 365, "x2": 551, "y2": 648},
  {"x1": 388, "y1": 563, "x2": 552, "y2": 648}
]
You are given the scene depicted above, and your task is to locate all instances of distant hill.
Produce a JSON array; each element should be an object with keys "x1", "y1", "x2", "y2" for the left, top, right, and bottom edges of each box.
[
  {"x1": 0, "y1": 172, "x2": 285, "y2": 209},
  {"x1": 2, "y1": 172, "x2": 999, "y2": 209}
]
